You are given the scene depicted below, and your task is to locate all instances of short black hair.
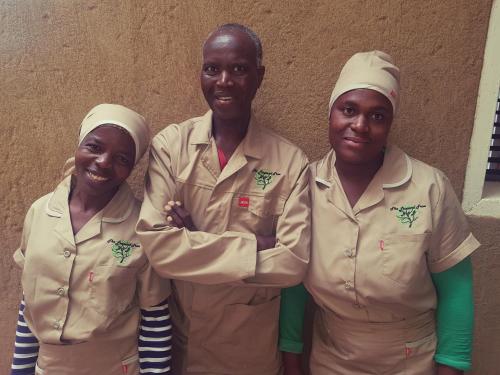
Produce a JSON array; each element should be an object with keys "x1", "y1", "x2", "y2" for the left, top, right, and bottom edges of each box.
[{"x1": 204, "y1": 23, "x2": 263, "y2": 67}]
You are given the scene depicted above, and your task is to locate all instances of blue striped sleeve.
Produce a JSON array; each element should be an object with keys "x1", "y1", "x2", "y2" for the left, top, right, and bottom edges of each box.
[
  {"x1": 139, "y1": 299, "x2": 172, "y2": 374},
  {"x1": 11, "y1": 299, "x2": 39, "y2": 375}
]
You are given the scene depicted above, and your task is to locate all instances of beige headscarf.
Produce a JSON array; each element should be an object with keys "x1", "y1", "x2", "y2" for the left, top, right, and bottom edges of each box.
[
  {"x1": 63, "y1": 104, "x2": 150, "y2": 177},
  {"x1": 328, "y1": 50, "x2": 400, "y2": 116}
]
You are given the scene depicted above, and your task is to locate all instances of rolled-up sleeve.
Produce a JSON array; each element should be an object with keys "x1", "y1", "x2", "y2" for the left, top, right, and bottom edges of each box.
[{"x1": 244, "y1": 161, "x2": 311, "y2": 286}]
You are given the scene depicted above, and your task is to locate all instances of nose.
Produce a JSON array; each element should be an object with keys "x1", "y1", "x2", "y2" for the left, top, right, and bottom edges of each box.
[
  {"x1": 351, "y1": 115, "x2": 369, "y2": 133},
  {"x1": 216, "y1": 70, "x2": 233, "y2": 87},
  {"x1": 95, "y1": 153, "x2": 112, "y2": 169}
]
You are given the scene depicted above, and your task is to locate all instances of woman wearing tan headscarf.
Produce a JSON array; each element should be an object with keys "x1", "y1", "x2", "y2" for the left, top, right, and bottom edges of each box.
[
  {"x1": 10, "y1": 104, "x2": 171, "y2": 375},
  {"x1": 279, "y1": 51, "x2": 479, "y2": 374}
]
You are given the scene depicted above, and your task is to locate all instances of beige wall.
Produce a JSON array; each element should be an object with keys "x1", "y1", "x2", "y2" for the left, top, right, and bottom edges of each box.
[{"x1": 1, "y1": 0, "x2": 496, "y2": 373}]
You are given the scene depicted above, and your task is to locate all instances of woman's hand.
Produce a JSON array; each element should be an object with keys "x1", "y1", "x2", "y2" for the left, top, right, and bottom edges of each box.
[
  {"x1": 283, "y1": 352, "x2": 304, "y2": 375},
  {"x1": 164, "y1": 201, "x2": 197, "y2": 231},
  {"x1": 436, "y1": 364, "x2": 464, "y2": 375}
]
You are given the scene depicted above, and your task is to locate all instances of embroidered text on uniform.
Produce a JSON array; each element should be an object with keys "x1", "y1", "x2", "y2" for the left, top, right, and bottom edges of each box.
[
  {"x1": 253, "y1": 169, "x2": 281, "y2": 190},
  {"x1": 390, "y1": 204, "x2": 427, "y2": 228},
  {"x1": 107, "y1": 239, "x2": 140, "y2": 264}
]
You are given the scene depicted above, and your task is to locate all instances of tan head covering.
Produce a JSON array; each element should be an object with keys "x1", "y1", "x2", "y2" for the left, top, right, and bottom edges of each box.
[
  {"x1": 78, "y1": 103, "x2": 150, "y2": 164},
  {"x1": 62, "y1": 104, "x2": 150, "y2": 177},
  {"x1": 328, "y1": 50, "x2": 400, "y2": 116}
]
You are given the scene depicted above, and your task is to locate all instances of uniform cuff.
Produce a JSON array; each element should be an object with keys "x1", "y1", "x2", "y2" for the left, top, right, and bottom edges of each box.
[
  {"x1": 279, "y1": 338, "x2": 304, "y2": 353},
  {"x1": 429, "y1": 233, "x2": 480, "y2": 273},
  {"x1": 226, "y1": 231, "x2": 258, "y2": 279},
  {"x1": 434, "y1": 354, "x2": 472, "y2": 371}
]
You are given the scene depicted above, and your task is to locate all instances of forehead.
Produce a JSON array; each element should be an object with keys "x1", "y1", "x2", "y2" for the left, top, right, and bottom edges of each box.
[
  {"x1": 336, "y1": 89, "x2": 392, "y2": 111},
  {"x1": 203, "y1": 30, "x2": 257, "y2": 63}
]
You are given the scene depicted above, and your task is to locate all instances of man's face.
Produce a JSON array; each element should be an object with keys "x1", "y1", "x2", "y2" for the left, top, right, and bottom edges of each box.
[{"x1": 200, "y1": 30, "x2": 265, "y2": 123}]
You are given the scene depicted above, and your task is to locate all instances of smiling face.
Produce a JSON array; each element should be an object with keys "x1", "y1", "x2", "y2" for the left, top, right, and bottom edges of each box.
[
  {"x1": 74, "y1": 125, "x2": 135, "y2": 197},
  {"x1": 329, "y1": 88, "x2": 394, "y2": 166},
  {"x1": 200, "y1": 29, "x2": 265, "y2": 124}
]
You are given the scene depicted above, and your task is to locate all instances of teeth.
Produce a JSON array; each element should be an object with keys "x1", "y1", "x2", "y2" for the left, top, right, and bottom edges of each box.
[
  {"x1": 218, "y1": 97, "x2": 232, "y2": 101},
  {"x1": 88, "y1": 171, "x2": 108, "y2": 182}
]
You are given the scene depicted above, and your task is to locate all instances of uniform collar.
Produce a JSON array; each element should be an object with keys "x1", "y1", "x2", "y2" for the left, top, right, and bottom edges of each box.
[
  {"x1": 190, "y1": 110, "x2": 264, "y2": 160},
  {"x1": 314, "y1": 149, "x2": 336, "y2": 188},
  {"x1": 379, "y1": 145, "x2": 413, "y2": 189},
  {"x1": 315, "y1": 144, "x2": 412, "y2": 189},
  {"x1": 45, "y1": 176, "x2": 135, "y2": 223}
]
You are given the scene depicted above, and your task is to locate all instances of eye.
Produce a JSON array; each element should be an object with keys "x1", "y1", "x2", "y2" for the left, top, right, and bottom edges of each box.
[
  {"x1": 233, "y1": 65, "x2": 247, "y2": 74},
  {"x1": 115, "y1": 154, "x2": 132, "y2": 166},
  {"x1": 203, "y1": 65, "x2": 218, "y2": 75},
  {"x1": 85, "y1": 143, "x2": 101, "y2": 153},
  {"x1": 372, "y1": 112, "x2": 385, "y2": 121},
  {"x1": 342, "y1": 106, "x2": 355, "y2": 116}
]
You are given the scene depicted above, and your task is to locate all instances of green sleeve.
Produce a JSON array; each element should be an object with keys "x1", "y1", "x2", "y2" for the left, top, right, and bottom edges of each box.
[
  {"x1": 431, "y1": 257, "x2": 474, "y2": 371},
  {"x1": 279, "y1": 283, "x2": 309, "y2": 353}
]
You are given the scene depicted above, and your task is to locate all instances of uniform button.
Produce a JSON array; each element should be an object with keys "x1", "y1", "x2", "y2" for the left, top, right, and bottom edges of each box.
[
  {"x1": 63, "y1": 250, "x2": 71, "y2": 258},
  {"x1": 344, "y1": 249, "x2": 355, "y2": 257},
  {"x1": 53, "y1": 321, "x2": 60, "y2": 330},
  {"x1": 344, "y1": 281, "x2": 353, "y2": 290},
  {"x1": 56, "y1": 287, "x2": 65, "y2": 296}
]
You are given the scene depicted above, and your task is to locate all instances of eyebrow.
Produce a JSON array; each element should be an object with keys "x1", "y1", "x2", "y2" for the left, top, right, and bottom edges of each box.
[
  {"x1": 371, "y1": 106, "x2": 390, "y2": 112},
  {"x1": 341, "y1": 101, "x2": 390, "y2": 112},
  {"x1": 83, "y1": 134, "x2": 104, "y2": 143}
]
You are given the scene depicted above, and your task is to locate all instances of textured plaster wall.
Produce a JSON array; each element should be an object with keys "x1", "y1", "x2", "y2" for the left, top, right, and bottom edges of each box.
[{"x1": 0, "y1": 0, "x2": 495, "y2": 373}]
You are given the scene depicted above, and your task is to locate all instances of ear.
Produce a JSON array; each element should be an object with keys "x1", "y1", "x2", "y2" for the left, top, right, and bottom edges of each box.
[{"x1": 256, "y1": 65, "x2": 265, "y2": 88}]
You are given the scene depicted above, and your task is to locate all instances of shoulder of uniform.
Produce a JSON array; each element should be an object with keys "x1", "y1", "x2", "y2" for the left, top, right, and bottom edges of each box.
[
  {"x1": 407, "y1": 156, "x2": 456, "y2": 208},
  {"x1": 22, "y1": 191, "x2": 55, "y2": 220},
  {"x1": 408, "y1": 155, "x2": 448, "y2": 183},
  {"x1": 152, "y1": 115, "x2": 206, "y2": 147},
  {"x1": 258, "y1": 126, "x2": 309, "y2": 163},
  {"x1": 30, "y1": 191, "x2": 54, "y2": 211}
]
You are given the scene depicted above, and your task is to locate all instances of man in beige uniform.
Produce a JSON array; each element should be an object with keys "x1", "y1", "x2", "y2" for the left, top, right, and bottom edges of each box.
[{"x1": 137, "y1": 24, "x2": 310, "y2": 375}]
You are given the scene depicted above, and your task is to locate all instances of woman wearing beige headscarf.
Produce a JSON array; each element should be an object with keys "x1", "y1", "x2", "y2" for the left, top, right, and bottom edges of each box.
[
  {"x1": 279, "y1": 51, "x2": 479, "y2": 374},
  {"x1": 10, "y1": 104, "x2": 171, "y2": 375}
]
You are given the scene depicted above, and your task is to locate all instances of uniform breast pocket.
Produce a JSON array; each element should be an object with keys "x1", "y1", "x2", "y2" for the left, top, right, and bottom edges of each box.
[
  {"x1": 89, "y1": 265, "x2": 138, "y2": 319},
  {"x1": 230, "y1": 195, "x2": 285, "y2": 236},
  {"x1": 381, "y1": 233, "x2": 430, "y2": 285}
]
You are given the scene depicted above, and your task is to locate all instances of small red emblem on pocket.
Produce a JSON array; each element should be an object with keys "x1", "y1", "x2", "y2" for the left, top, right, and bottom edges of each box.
[
  {"x1": 239, "y1": 197, "x2": 250, "y2": 208},
  {"x1": 405, "y1": 347, "x2": 412, "y2": 358}
]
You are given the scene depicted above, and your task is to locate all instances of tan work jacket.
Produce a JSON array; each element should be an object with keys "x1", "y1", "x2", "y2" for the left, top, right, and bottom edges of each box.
[
  {"x1": 14, "y1": 177, "x2": 170, "y2": 373},
  {"x1": 137, "y1": 111, "x2": 311, "y2": 375},
  {"x1": 305, "y1": 146, "x2": 480, "y2": 374}
]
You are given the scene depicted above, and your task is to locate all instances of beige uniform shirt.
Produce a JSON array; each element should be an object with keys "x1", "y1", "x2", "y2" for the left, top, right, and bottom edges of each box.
[
  {"x1": 137, "y1": 111, "x2": 310, "y2": 375},
  {"x1": 305, "y1": 146, "x2": 479, "y2": 374},
  {"x1": 14, "y1": 177, "x2": 169, "y2": 368},
  {"x1": 305, "y1": 145, "x2": 479, "y2": 322}
]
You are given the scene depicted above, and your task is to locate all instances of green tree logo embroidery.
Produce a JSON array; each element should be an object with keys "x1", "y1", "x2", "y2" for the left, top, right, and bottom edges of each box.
[
  {"x1": 107, "y1": 239, "x2": 140, "y2": 264},
  {"x1": 253, "y1": 169, "x2": 281, "y2": 190},
  {"x1": 390, "y1": 204, "x2": 427, "y2": 228}
]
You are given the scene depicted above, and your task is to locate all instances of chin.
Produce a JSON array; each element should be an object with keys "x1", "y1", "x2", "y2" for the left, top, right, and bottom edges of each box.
[
  {"x1": 212, "y1": 108, "x2": 243, "y2": 121},
  {"x1": 336, "y1": 151, "x2": 377, "y2": 166}
]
